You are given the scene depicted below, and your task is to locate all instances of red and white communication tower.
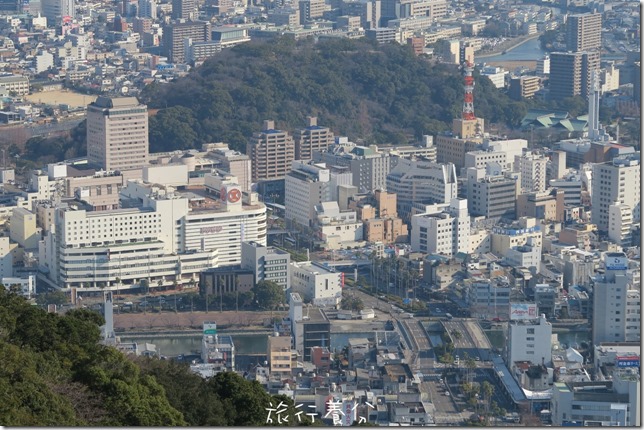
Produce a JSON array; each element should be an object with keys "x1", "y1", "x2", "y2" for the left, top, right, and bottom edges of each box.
[{"x1": 462, "y1": 61, "x2": 476, "y2": 120}]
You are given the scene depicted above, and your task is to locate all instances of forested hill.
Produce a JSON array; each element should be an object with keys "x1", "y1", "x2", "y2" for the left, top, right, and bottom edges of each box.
[
  {"x1": 0, "y1": 289, "x2": 307, "y2": 426},
  {"x1": 141, "y1": 37, "x2": 528, "y2": 153}
]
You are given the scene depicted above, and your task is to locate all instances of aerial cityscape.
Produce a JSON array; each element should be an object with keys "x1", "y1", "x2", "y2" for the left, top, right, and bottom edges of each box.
[{"x1": 0, "y1": 0, "x2": 640, "y2": 425}]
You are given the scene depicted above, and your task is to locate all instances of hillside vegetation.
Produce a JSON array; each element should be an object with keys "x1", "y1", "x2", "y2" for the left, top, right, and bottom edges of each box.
[
  {"x1": 0, "y1": 289, "x2": 306, "y2": 426},
  {"x1": 140, "y1": 37, "x2": 528, "y2": 152}
]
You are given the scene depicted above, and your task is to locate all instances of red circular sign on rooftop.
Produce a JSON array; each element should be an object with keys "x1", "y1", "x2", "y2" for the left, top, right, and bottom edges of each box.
[{"x1": 228, "y1": 188, "x2": 241, "y2": 203}]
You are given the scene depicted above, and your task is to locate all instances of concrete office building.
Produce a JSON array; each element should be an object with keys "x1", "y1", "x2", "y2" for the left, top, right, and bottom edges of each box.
[
  {"x1": 10, "y1": 208, "x2": 40, "y2": 250},
  {"x1": 410, "y1": 198, "x2": 469, "y2": 256},
  {"x1": 0, "y1": 75, "x2": 29, "y2": 96},
  {"x1": 341, "y1": 0, "x2": 380, "y2": 30},
  {"x1": 479, "y1": 66, "x2": 508, "y2": 89},
  {"x1": 86, "y1": 97, "x2": 149, "y2": 172},
  {"x1": 464, "y1": 150, "x2": 510, "y2": 171},
  {"x1": 247, "y1": 120, "x2": 295, "y2": 182},
  {"x1": 516, "y1": 188, "x2": 565, "y2": 222},
  {"x1": 295, "y1": 117, "x2": 335, "y2": 161},
  {"x1": 549, "y1": 51, "x2": 600, "y2": 101},
  {"x1": 267, "y1": 7, "x2": 300, "y2": 27},
  {"x1": 591, "y1": 153, "x2": 640, "y2": 232},
  {"x1": 285, "y1": 161, "x2": 331, "y2": 228},
  {"x1": 41, "y1": 0, "x2": 73, "y2": 24},
  {"x1": 552, "y1": 375, "x2": 640, "y2": 426},
  {"x1": 206, "y1": 143, "x2": 252, "y2": 193},
  {"x1": 163, "y1": 20, "x2": 211, "y2": 64},
  {"x1": 313, "y1": 138, "x2": 391, "y2": 193},
  {"x1": 138, "y1": 0, "x2": 156, "y2": 18},
  {"x1": 592, "y1": 252, "x2": 640, "y2": 346},
  {"x1": 40, "y1": 181, "x2": 266, "y2": 291},
  {"x1": 387, "y1": 158, "x2": 458, "y2": 222},
  {"x1": 507, "y1": 313, "x2": 552, "y2": 367},
  {"x1": 515, "y1": 151, "x2": 547, "y2": 193},
  {"x1": 549, "y1": 174, "x2": 583, "y2": 207},
  {"x1": 241, "y1": 241, "x2": 291, "y2": 292},
  {"x1": 172, "y1": 0, "x2": 196, "y2": 20},
  {"x1": 298, "y1": 0, "x2": 325, "y2": 24},
  {"x1": 290, "y1": 261, "x2": 342, "y2": 307},
  {"x1": 536, "y1": 55, "x2": 550, "y2": 76},
  {"x1": 466, "y1": 165, "x2": 519, "y2": 220},
  {"x1": 566, "y1": 13, "x2": 602, "y2": 52},
  {"x1": 509, "y1": 76, "x2": 540, "y2": 100}
]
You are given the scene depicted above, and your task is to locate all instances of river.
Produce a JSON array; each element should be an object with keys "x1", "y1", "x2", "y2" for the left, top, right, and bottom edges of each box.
[{"x1": 480, "y1": 37, "x2": 547, "y2": 62}]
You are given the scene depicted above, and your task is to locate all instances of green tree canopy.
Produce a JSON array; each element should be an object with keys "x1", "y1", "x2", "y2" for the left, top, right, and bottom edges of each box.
[{"x1": 252, "y1": 280, "x2": 285, "y2": 310}]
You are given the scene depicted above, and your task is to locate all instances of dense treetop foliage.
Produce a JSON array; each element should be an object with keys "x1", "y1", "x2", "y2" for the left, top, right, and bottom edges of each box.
[
  {"x1": 0, "y1": 289, "x2": 306, "y2": 426},
  {"x1": 140, "y1": 37, "x2": 528, "y2": 152}
]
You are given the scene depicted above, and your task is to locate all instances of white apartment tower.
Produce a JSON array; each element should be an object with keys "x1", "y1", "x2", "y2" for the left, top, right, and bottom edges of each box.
[
  {"x1": 285, "y1": 161, "x2": 331, "y2": 228},
  {"x1": 410, "y1": 198, "x2": 469, "y2": 256},
  {"x1": 608, "y1": 201, "x2": 633, "y2": 247},
  {"x1": 592, "y1": 252, "x2": 641, "y2": 346},
  {"x1": 591, "y1": 153, "x2": 640, "y2": 232},
  {"x1": 515, "y1": 151, "x2": 547, "y2": 193},
  {"x1": 86, "y1": 97, "x2": 149, "y2": 172}
]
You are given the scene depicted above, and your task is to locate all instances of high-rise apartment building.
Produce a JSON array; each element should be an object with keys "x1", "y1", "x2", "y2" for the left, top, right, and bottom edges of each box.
[
  {"x1": 515, "y1": 151, "x2": 547, "y2": 193},
  {"x1": 566, "y1": 13, "x2": 602, "y2": 52},
  {"x1": 591, "y1": 153, "x2": 640, "y2": 232},
  {"x1": 162, "y1": 20, "x2": 211, "y2": 64},
  {"x1": 247, "y1": 120, "x2": 295, "y2": 182},
  {"x1": 138, "y1": 0, "x2": 156, "y2": 18},
  {"x1": 549, "y1": 51, "x2": 600, "y2": 101},
  {"x1": 41, "y1": 0, "x2": 74, "y2": 24},
  {"x1": 86, "y1": 96, "x2": 149, "y2": 171},
  {"x1": 298, "y1": 0, "x2": 325, "y2": 24},
  {"x1": 295, "y1": 117, "x2": 335, "y2": 161},
  {"x1": 172, "y1": 0, "x2": 196, "y2": 20},
  {"x1": 592, "y1": 252, "x2": 640, "y2": 346}
]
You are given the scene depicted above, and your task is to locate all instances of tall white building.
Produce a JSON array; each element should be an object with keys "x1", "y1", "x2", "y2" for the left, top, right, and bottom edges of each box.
[
  {"x1": 206, "y1": 143, "x2": 252, "y2": 193},
  {"x1": 386, "y1": 158, "x2": 458, "y2": 222},
  {"x1": 608, "y1": 201, "x2": 633, "y2": 247},
  {"x1": 35, "y1": 51, "x2": 54, "y2": 73},
  {"x1": 515, "y1": 151, "x2": 547, "y2": 193},
  {"x1": 285, "y1": 161, "x2": 331, "y2": 228},
  {"x1": 410, "y1": 198, "x2": 469, "y2": 256},
  {"x1": 507, "y1": 313, "x2": 552, "y2": 367},
  {"x1": 591, "y1": 153, "x2": 641, "y2": 232},
  {"x1": 592, "y1": 252, "x2": 641, "y2": 346},
  {"x1": 86, "y1": 96, "x2": 149, "y2": 172},
  {"x1": 479, "y1": 65, "x2": 508, "y2": 89},
  {"x1": 40, "y1": 181, "x2": 266, "y2": 290}
]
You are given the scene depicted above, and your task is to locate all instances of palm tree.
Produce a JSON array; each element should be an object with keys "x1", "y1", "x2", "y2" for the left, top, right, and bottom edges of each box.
[{"x1": 481, "y1": 381, "x2": 494, "y2": 423}]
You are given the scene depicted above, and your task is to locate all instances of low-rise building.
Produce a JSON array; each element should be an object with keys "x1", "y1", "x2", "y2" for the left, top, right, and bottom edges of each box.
[{"x1": 290, "y1": 261, "x2": 342, "y2": 307}]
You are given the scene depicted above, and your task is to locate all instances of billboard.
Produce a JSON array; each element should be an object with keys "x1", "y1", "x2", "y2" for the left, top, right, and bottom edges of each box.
[
  {"x1": 509, "y1": 303, "x2": 538, "y2": 320},
  {"x1": 605, "y1": 254, "x2": 628, "y2": 271},
  {"x1": 616, "y1": 356, "x2": 640, "y2": 368}
]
